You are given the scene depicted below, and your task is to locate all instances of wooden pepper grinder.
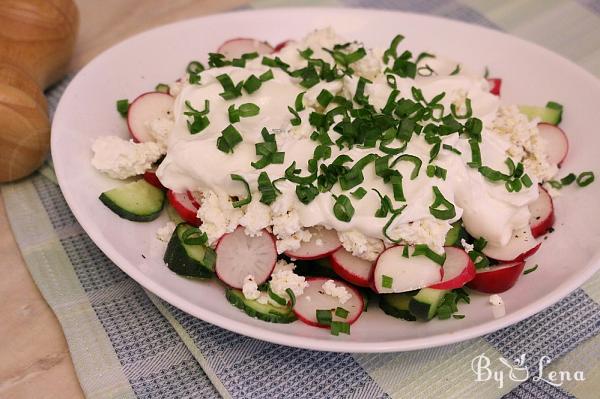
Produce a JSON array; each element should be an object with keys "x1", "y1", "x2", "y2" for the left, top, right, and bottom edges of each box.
[{"x1": 0, "y1": 0, "x2": 79, "y2": 182}]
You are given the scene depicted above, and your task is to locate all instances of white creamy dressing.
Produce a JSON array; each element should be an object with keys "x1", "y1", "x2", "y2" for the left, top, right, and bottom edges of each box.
[{"x1": 156, "y1": 28, "x2": 540, "y2": 249}]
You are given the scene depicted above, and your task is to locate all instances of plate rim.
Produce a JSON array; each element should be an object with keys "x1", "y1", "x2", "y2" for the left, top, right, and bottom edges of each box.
[{"x1": 51, "y1": 6, "x2": 600, "y2": 353}]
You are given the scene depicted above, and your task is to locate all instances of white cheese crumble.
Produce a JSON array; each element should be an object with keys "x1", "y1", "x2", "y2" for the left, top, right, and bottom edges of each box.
[
  {"x1": 156, "y1": 221, "x2": 176, "y2": 242},
  {"x1": 389, "y1": 219, "x2": 452, "y2": 255},
  {"x1": 491, "y1": 105, "x2": 558, "y2": 181},
  {"x1": 489, "y1": 294, "x2": 506, "y2": 318},
  {"x1": 239, "y1": 200, "x2": 272, "y2": 237},
  {"x1": 322, "y1": 279, "x2": 352, "y2": 304},
  {"x1": 338, "y1": 230, "x2": 384, "y2": 261},
  {"x1": 270, "y1": 193, "x2": 312, "y2": 253},
  {"x1": 242, "y1": 275, "x2": 261, "y2": 301},
  {"x1": 197, "y1": 191, "x2": 243, "y2": 245},
  {"x1": 461, "y1": 238, "x2": 474, "y2": 253},
  {"x1": 146, "y1": 116, "x2": 174, "y2": 153},
  {"x1": 242, "y1": 260, "x2": 307, "y2": 305},
  {"x1": 91, "y1": 136, "x2": 162, "y2": 179}
]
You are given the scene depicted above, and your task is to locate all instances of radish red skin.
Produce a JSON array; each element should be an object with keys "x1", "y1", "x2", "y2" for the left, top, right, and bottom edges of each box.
[
  {"x1": 529, "y1": 186, "x2": 555, "y2": 238},
  {"x1": 429, "y1": 247, "x2": 475, "y2": 290},
  {"x1": 143, "y1": 170, "x2": 165, "y2": 190},
  {"x1": 487, "y1": 78, "x2": 502, "y2": 96},
  {"x1": 293, "y1": 277, "x2": 364, "y2": 328},
  {"x1": 273, "y1": 40, "x2": 291, "y2": 53},
  {"x1": 330, "y1": 251, "x2": 373, "y2": 288},
  {"x1": 166, "y1": 190, "x2": 201, "y2": 226},
  {"x1": 467, "y1": 261, "x2": 526, "y2": 293}
]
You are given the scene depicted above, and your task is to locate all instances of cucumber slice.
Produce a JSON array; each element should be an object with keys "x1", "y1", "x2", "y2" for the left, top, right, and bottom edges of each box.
[
  {"x1": 444, "y1": 222, "x2": 464, "y2": 246},
  {"x1": 518, "y1": 105, "x2": 561, "y2": 125},
  {"x1": 226, "y1": 288, "x2": 296, "y2": 323},
  {"x1": 163, "y1": 223, "x2": 215, "y2": 278},
  {"x1": 166, "y1": 203, "x2": 184, "y2": 224},
  {"x1": 408, "y1": 288, "x2": 448, "y2": 321},
  {"x1": 379, "y1": 292, "x2": 417, "y2": 321},
  {"x1": 99, "y1": 179, "x2": 165, "y2": 222}
]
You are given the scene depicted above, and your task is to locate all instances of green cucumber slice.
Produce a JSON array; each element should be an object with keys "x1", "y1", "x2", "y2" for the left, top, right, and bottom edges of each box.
[
  {"x1": 408, "y1": 288, "x2": 448, "y2": 321},
  {"x1": 379, "y1": 292, "x2": 417, "y2": 321},
  {"x1": 226, "y1": 288, "x2": 296, "y2": 323},
  {"x1": 163, "y1": 223, "x2": 215, "y2": 278},
  {"x1": 99, "y1": 179, "x2": 165, "y2": 222},
  {"x1": 518, "y1": 105, "x2": 561, "y2": 125}
]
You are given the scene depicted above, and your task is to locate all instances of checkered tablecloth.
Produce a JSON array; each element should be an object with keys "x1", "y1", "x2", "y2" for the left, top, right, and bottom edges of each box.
[{"x1": 3, "y1": 1, "x2": 600, "y2": 398}]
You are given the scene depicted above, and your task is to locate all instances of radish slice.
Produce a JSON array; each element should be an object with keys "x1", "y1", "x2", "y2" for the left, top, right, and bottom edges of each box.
[
  {"x1": 487, "y1": 78, "x2": 502, "y2": 96},
  {"x1": 273, "y1": 40, "x2": 293, "y2": 53},
  {"x1": 529, "y1": 185, "x2": 555, "y2": 238},
  {"x1": 284, "y1": 227, "x2": 341, "y2": 260},
  {"x1": 293, "y1": 277, "x2": 363, "y2": 327},
  {"x1": 217, "y1": 38, "x2": 274, "y2": 59},
  {"x1": 143, "y1": 170, "x2": 164, "y2": 190},
  {"x1": 215, "y1": 226, "x2": 277, "y2": 288},
  {"x1": 372, "y1": 246, "x2": 442, "y2": 293},
  {"x1": 187, "y1": 190, "x2": 202, "y2": 209},
  {"x1": 166, "y1": 190, "x2": 201, "y2": 227},
  {"x1": 467, "y1": 261, "x2": 526, "y2": 293},
  {"x1": 537, "y1": 122, "x2": 568, "y2": 166},
  {"x1": 482, "y1": 228, "x2": 541, "y2": 262},
  {"x1": 127, "y1": 92, "x2": 174, "y2": 143},
  {"x1": 429, "y1": 247, "x2": 475, "y2": 289},
  {"x1": 330, "y1": 248, "x2": 373, "y2": 287}
]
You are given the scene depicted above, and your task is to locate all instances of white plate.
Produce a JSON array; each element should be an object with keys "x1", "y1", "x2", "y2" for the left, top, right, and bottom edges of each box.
[{"x1": 52, "y1": 8, "x2": 600, "y2": 352}]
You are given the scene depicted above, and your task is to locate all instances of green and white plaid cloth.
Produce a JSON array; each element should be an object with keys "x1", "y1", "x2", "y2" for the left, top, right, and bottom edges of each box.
[{"x1": 3, "y1": 1, "x2": 600, "y2": 398}]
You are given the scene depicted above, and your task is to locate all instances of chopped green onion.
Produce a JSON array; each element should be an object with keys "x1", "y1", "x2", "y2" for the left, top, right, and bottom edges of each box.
[
  {"x1": 577, "y1": 171, "x2": 594, "y2": 187},
  {"x1": 155, "y1": 83, "x2": 169, "y2": 93},
  {"x1": 390, "y1": 174, "x2": 406, "y2": 202},
  {"x1": 450, "y1": 98, "x2": 472, "y2": 119},
  {"x1": 268, "y1": 287, "x2": 287, "y2": 306},
  {"x1": 332, "y1": 194, "x2": 355, "y2": 222},
  {"x1": 442, "y1": 144, "x2": 462, "y2": 155},
  {"x1": 524, "y1": 264, "x2": 539, "y2": 275},
  {"x1": 521, "y1": 174, "x2": 533, "y2": 188},
  {"x1": 381, "y1": 275, "x2": 393, "y2": 289},
  {"x1": 453, "y1": 314, "x2": 465, "y2": 319},
  {"x1": 285, "y1": 161, "x2": 317, "y2": 184},
  {"x1": 217, "y1": 125, "x2": 243, "y2": 153},
  {"x1": 285, "y1": 288, "x2": 296, "y2": 307},
  {"x1": 335, "y1": 307, "x2": 349, "y2": 319},
  {"x1": 381, "y1": 205, "x2": 407, "y2": 243},
  {"x1": 243, "y1": 74, "x2": 262, "y2": 94},
  {"x1": 259, "y1": 69, "x2": 274, "y2": 82},
  {"x1": 295, "y1": 184, "x2": 319, "y2": 204},
  {"x1": 186, "y1": 61, "x2": 205, "y2": 74},
  {"x1": 473, "y1": 237, "x2": 488, "y2": 251},
  {"x1": 230, "y1": 174, "x2": 252, "y2": 208},
  {"x1": 238, "y1": 103, "x2": 260, "y2": 117},
  {"x1": 412, "y1": 244, "x2": 446, "y2": 265},
  {"x1": 317, "y1": 89, "x2": 334, "y2": 108},
  {"x1": 216, "y1": 73, "x2": 242, "y2": 100},
  {"x1": 383, "y1": 34, "x2": 404, "y2": 64},
  {"x1": 339, "y1": 154, "x2": 378, "y2": 191},
  {"x1": 560, "y1": 173, "x2": 576, "y2": 186},
  {"x1": 116, "y1": 99, "x2": 129, "y2": 117},
  {"x1": 257, "y1": 172, "x2": 280, "y2": 205},
  {"x1": 450, "y1": 64, "x2": 461, "y2": 75},
  {"x1": 184, "y1": 100, "x2": 210, "y2": 134},
  {"x1": 351, "y1": 187, "x2": 367, "y2": 199},
  {"x1": 330, "y1": 321, "x2": 350, "y2": 336},
  {"x1": 294, "y1": 92, "x2": 306, "y2": 112},
  {"x1": 392, "y1": 154, "x2": 422, "y2": 180},
  {"x1": 228, "y1": 104, "x2": 240, "y2": 123},
  {"x1": 251, "y1": 128, "x2": 284, "y2": 169},
  {"x1": 316, "y1": 309, "x2": 332, "y2": 326},
  {"x1": 402, "y1": 245, "x2": 409, "y2": 258},
  {"x1": 429, "y1": 186, "x2": 456, "y2": 220},
  {"x1": 181, "y1": 227, "x2": 208, "y2": 245},
  {"x1": 288, "y1": 106, "x2": 302, "y2": 126},
  {"x1": 478, "y1": 166, "x2": 509, "y2": 182}
]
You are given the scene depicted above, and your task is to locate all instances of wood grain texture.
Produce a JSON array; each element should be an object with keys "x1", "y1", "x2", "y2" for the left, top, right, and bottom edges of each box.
[{"x1": 0, "y1": 0, "x2": 247, "y2": 397}]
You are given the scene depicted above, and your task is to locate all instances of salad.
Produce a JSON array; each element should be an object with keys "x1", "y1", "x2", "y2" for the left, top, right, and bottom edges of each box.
[{"x1": 91, "y1": 28, "x2": 594, "y2": 336}]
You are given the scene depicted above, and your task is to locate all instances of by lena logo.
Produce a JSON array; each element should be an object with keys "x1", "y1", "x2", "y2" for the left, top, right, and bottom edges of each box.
[{"x1": 471, "y1": 353, "x2": 585, "y2": 389}]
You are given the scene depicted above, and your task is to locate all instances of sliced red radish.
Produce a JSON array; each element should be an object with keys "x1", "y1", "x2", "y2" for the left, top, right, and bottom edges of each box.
[
  {"x1": 429, "y1": 247, "x2": 475, "y2": 290},
  {"x1": 330, "y1": 248, "x2": 373, "y2": 287},
  {"x1": 217, "y1": 38, "x2": 274, "y2": 59},
  {"x1": 166, "y1": 190, "x2": 201, "y2": 226},
  {"x1": 487, "y1": 78, "x2": 502, "y2": 96},
  {"x1": 127, "y1": 92, "x2": 174, "y2": 143},
  {"x1": 372, "y1": 246, "x2": 442, "y2": 294},
  {"x1": 537, "y1": 122, "x2": 568, "y2": 166},
  {"x1": 293, "y1": 277, "x2": 363, "y2": 327},
  {"x1": 529, "y1": 185, "x2": 555, "y2": 238},
  {"x1": 284, "y1": 227, "x2": 341, "y2": 260},
  {"x1": 187, "y1": 190, "x2": 202, "y2": 209},
  {"x1": 215, "y1": 226, "x2": 277, "y2": 289},
  {"x1": 467, "y1": 261, "x2": 526, "y2": 293},
  {"x1": 143, "y1": 170, "x2": 164, "y2": 190},
  {"x1": 273, "y1": 40, "x2": 292, "y2": 53},
  {"x1": 482, "y1": 227, "x2": 541, "y2": 262}
]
